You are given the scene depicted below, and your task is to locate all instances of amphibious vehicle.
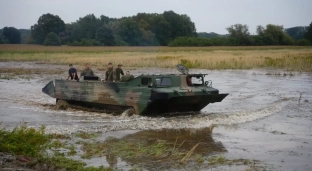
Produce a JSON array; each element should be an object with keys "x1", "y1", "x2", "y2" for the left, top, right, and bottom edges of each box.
[{"x1": 42, "y1": 65, "x2": 228, "y2": 115}]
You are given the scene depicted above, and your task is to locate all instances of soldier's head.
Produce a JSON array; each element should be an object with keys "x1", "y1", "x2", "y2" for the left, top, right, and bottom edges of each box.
[
  {"x1": 126, "y1": 71, "x2": 130, "y2": 75},
  {"x1": 85, "y1": 63, "x2": 90, "y2": 69},
  {"x1": 69, "y1": 64, "x2": 73, "y2": 68},
  {"x1": 118, "y1": 64, "x2": 122, "y2": 68},
  {"x1": 108, "y1": 62, "x2": 113, "y2": 69}
]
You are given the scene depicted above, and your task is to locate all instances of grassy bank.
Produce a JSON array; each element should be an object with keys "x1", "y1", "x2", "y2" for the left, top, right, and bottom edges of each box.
[
  {"x1": 0, "y1": 44, "x2": 311, "y2": 71},
  {"x1": 0, "y1": 125, "x2": 112, "y2": 171}
]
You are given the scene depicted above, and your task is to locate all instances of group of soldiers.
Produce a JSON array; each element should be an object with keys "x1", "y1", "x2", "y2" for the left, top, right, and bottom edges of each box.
[{"x1": 66, "y1": 63, "x2": 134, "y2": 82}]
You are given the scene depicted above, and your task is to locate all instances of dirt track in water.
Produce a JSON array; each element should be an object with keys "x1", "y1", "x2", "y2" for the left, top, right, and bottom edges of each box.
[{"x1": 0, "y1": 61, "x2": 312, "y2": 170}]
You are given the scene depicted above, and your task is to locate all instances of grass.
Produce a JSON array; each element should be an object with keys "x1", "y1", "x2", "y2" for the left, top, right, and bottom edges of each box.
[
  {"x1": 0, "y1": 68, "x2": 64, "y2": 75},
  {"x1": 0, "y1": 44, "x2": 311, "y2": 71},
  {"x1": 76, "y1": 132, "x2": 100, "y2": 139},
  {"x1": 0, "y1": 67, "x2": 64, "y2": 80},
  {"x1": 0, "y1": 124, "x2": 49, "y2": 157},
  {"x1": 80, "y1": 136, "x2": 198, "y2": 162},
  {"x1": 0, "y1": 124, "x2": 269, "y2": 170},
  {"x1": 0, "y1": 124, "x2": 112, "y2": 171}
]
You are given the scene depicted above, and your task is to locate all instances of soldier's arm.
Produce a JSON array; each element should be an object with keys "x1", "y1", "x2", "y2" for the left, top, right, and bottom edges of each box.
[
  {"x1": 121, "y1": 69, "x2": 124, "y2": 76},
  {"x1": 91, "y1": 70, "x2": 94, "y2": 76},
  {"x1": 104, "y1": 71, "x2": 108, "y2": 82},
  {"x1": 79, "y1": 70, "x2": 84, "y2": 79}
]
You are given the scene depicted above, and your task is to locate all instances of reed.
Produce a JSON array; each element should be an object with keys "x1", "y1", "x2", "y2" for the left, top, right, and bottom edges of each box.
[{"x1": 0, "y1": 44, "x2": 311, "y2": 71}]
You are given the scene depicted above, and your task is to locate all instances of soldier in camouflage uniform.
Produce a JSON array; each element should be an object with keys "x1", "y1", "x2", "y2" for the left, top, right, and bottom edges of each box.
[
  {"x1": 121, "y1": 71, "x2": 135, "y2": 82},
  {"x1": 104, "y1": 63, "x2": 116, "y2": 82},
  {"x1": 115, "y1": 64, "x2": 124, "y2": 82},
  {"x1": 79, "y1": 63, "x2": 95, "y2": 79}
]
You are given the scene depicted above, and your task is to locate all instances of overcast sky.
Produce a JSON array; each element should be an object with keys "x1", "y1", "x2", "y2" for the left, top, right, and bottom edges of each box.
[{"x1": 0, "y1": 0, "x2": 311, "y2": 34}]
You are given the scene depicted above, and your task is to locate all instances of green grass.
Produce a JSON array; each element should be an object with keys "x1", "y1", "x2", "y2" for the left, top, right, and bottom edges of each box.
[
  {"x1": 0, "y1": 124, "x2": 49, "y2": 157},
  {"x1": 0, "y1": 124, "x2": 112, "y2": 171},
  {"x1": 80, "y1": 136, "x2": 197, "y2": 162}
]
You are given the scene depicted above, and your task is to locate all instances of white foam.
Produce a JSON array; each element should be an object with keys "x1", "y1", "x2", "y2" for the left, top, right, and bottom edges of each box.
[{"x1": 44, "y1": 101, "x2": 284, "y2": 134}]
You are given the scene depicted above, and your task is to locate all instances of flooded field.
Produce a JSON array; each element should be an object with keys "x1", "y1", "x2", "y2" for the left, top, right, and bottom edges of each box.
[{"x1": 0, "y1": 61, "x2": 312, "y2": 170}]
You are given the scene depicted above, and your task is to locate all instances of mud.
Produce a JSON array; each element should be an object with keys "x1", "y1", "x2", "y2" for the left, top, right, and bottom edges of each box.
[{"x1": 0, "y1": 62, "x2": 312, "y2": 170}]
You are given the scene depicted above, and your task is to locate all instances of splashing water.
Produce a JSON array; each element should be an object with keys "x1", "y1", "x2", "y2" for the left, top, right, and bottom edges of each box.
[{"x1": 44, "y1": 100, "x2": 284, "y2": 134}]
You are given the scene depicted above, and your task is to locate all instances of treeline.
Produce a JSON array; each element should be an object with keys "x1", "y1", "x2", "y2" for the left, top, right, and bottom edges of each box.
[
  {"x1": 0, "y1": 27, "x2": 21, "y2": 44},
  {"x1": 1, "y1": 11, "x2": 312, "y2": 46},
  {"x1": 169, "y1": 24, "x2": 312, "y2": 46},
  {"x1": 28, "y1": 11, "x2": 196, "y2": 46}
]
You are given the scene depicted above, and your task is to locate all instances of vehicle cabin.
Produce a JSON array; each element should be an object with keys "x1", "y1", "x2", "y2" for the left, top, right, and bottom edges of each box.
[{"x1": 122, "y1": 74, "x2": 208, "y2": 88}]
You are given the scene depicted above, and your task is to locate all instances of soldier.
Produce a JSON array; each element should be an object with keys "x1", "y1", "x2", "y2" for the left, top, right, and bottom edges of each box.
[
  {"x1": 79, "y1": 63, "x2": 94, "y2": 79},
  {"x1": 121, "y1": 71, "x2": 134, "y2": 82},
  {"x1": 66, "y1": 64, "x2": 79, "y2": 81},
  {"x1": 104, "y1": 62, "x2": 116, "y2": 82},
  {"x1": 115, "y1": 64, "x2": 124, "y2": 82}
]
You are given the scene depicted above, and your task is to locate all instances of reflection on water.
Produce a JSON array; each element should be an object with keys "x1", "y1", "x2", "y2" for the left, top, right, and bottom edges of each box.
[
  {"x1": 122, "y1": 127, "x2": 226, "y2": 156},
  {"x1": 105, "y1": 154, "x2": 117, "y2": 168},
  {"x1": 96, "y1": 127, "x2": 226, "y2": 170}
]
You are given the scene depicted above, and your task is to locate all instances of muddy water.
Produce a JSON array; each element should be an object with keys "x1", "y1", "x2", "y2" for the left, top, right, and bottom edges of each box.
[{"x1": 0, "y1": 62, "x2": 312, "y2": 170}]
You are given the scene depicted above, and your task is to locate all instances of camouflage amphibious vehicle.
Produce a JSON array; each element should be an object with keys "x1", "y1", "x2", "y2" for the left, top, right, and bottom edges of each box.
[{"x1": 42, "y1": 65, "x2": 228, "y2": 115}]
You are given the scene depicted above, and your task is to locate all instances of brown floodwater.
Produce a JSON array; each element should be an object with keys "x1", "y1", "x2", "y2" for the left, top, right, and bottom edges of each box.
[{"x1": 0, "y1": 62, "x2": 311, "y2": 170}]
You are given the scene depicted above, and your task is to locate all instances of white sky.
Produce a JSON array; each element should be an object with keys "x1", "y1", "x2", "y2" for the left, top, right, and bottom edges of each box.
[{"x1": 0, "y1": 0, "x2": 311, "y2": 34}]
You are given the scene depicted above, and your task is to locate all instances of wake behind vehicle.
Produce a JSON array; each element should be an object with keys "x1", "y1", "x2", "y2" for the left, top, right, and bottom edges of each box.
[{"x1": 42, "y1": 65, "x2": 228, "y2": 115}]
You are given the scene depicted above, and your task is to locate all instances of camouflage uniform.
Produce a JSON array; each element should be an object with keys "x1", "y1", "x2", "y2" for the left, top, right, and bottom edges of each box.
[
  {"x1": 115, "y1": 68, "x2": 124, "y2": 82},
  {"x1": 105, "y1": 68, "x2": 116, "y2": 82},
  {"x1": 121, "y1": 75, "x2": 135, "y2": 82},
  {"x1": 80, "y1": 68, "x2": 94, "y2": 77}
]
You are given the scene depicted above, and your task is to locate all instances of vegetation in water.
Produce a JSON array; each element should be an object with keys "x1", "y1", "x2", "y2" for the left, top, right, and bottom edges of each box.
[
  {"x1": 0, "y1": 124, "x2": 112, "y2": 171},
  {"x1": 0, "y1": 124, "x2": 271, "y2": 170}
]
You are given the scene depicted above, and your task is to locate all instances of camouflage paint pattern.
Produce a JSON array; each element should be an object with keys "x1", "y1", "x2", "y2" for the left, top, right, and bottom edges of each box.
[{"x1": 42, "y1": 74, "x2": 228, "y2": 115}]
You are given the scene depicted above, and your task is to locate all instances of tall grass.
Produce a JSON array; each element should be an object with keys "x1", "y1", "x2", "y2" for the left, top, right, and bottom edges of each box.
[{"x1": 0, "y1": 44, "x2": 311, "y2": 71}]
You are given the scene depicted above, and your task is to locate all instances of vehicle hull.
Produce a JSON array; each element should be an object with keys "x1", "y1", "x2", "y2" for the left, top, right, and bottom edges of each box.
[{"x1": 42, "y1": 78, "x2": 228, "y2": 115}]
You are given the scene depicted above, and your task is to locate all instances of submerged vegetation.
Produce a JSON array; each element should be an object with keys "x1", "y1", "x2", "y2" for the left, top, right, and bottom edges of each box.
[{"x1": 0, "y1": 45, "x2": 311, "y2": 72}]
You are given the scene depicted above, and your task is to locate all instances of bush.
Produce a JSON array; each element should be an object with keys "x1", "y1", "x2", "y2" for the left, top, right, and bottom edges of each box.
[
  {"x1": 68, "y1": 39, "x2": 100, "y2": 46},
  {"x1": 168, "y1": 37, "x2": 213, "y2": 47},
  {"x1": 295, "y1": 39, "x2": 311, "y2": 46},
  {"x1": 0, "y1": 124, "x2": 49, "y2": 157},
  {"x1": 43, "y1": 32, "x2": 61, "y2": 46}
]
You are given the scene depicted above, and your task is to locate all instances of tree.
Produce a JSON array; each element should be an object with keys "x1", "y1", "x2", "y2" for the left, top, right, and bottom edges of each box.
[
  {"x1": 95, "y1": 26, "x2": 115, "y2": 46},
  {"x1": 71, "y1": 14, "x2": 101, "y2": 41},
  {"x1": 149, "y1": 15, "x2": 171, "y2": 45},
  {"x1": 285, "y1": 26, "x2": 307, "y2": 40},
  {"x1": 262, "y1": 24, "x2": 293, "y2": 45},
  {"x1": 226, "y1": 24, "x2": 252, "y2": 45},
  {"x1": 44, "y1": 32, "x2": 61, "y2": 46},
  {"x1": 118, "y1": 19, "x2": 142, "y2": 46},
  {"x1": 304, "y1": 22, "x2": 312, "y2": 43},
  {"x1": 163, "y1": 11, "x2": 196, "y2": 43},
  {"x1": 31, "y1": 13, "x2": 65, "y2": 44},
  {"x1": 197, "y1": 32, "x2": 222, "y2": 38},
  {"x1": 1, "y1": 27, "x2": 21, "y2": 44},
  {"x1": 256, "y1": 25, "x2": 264, "y2": 35}
]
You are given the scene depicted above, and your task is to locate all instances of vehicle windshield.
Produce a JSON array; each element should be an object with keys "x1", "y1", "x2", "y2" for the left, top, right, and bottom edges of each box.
[
  {"x1": 155, "y1": 77, "x2": 172, "y2": 86},
  {"x1": 187, "y1": 76, "x2": 204, "y2": 86}
]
